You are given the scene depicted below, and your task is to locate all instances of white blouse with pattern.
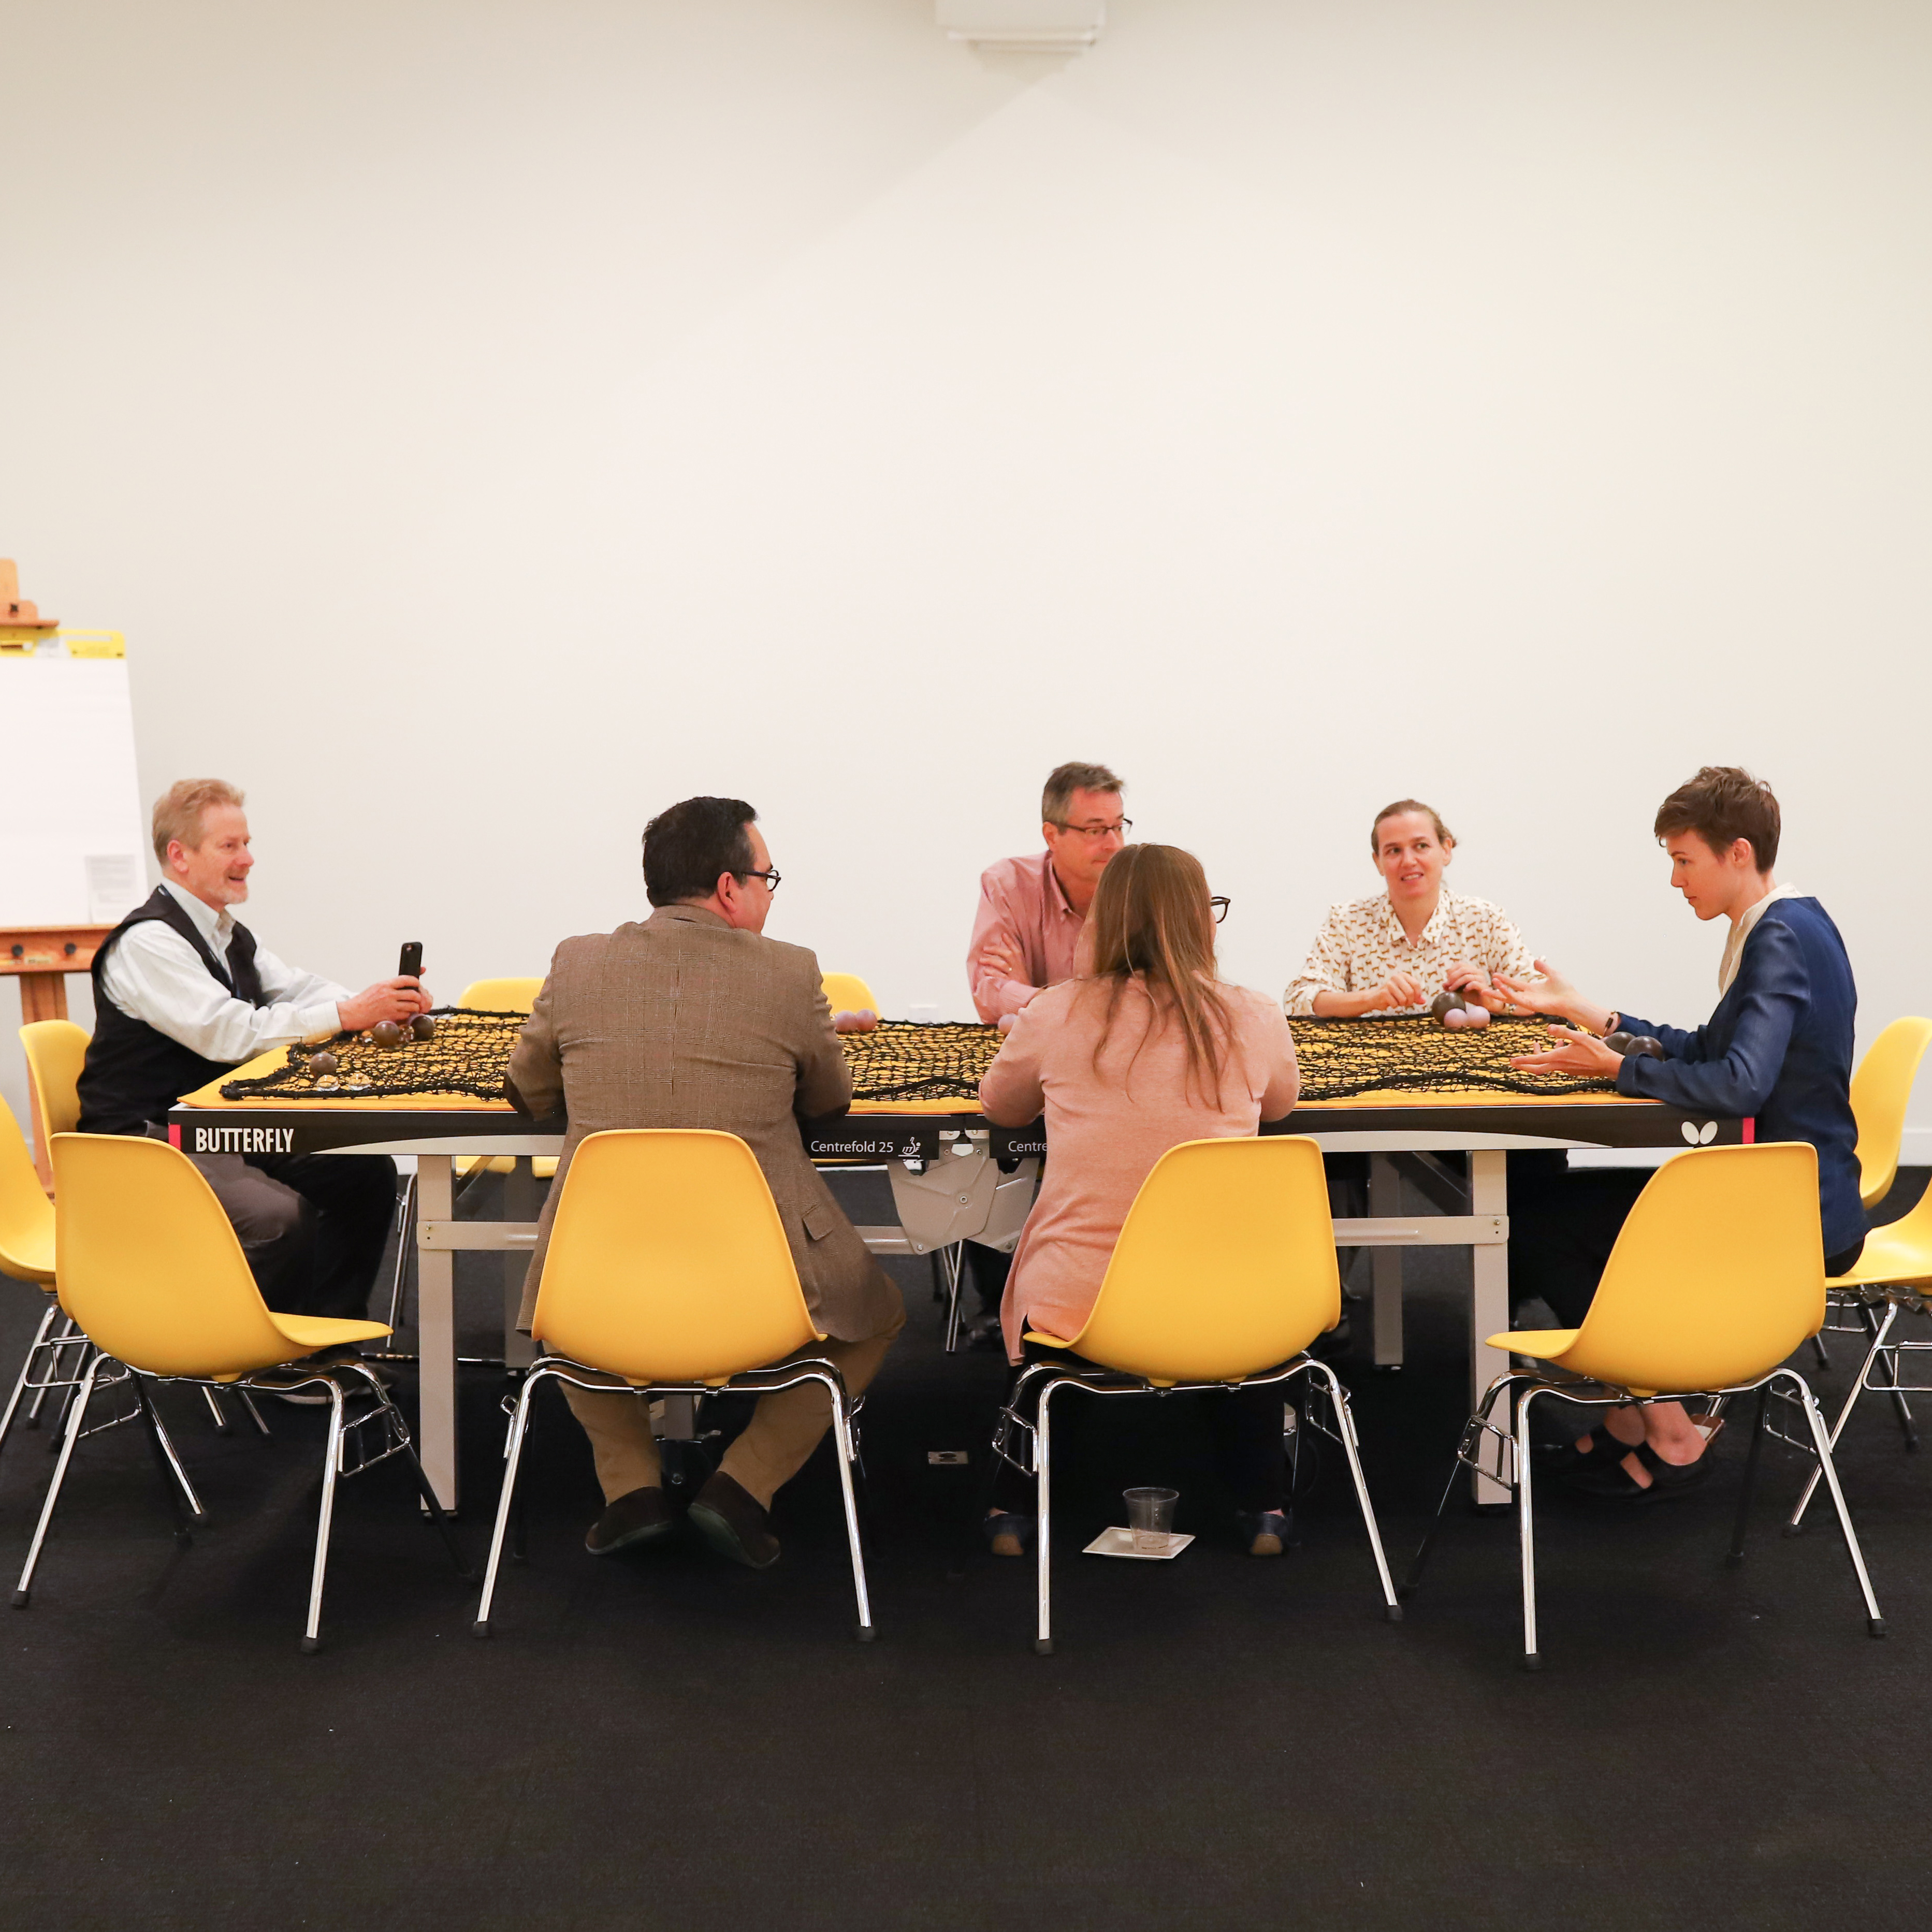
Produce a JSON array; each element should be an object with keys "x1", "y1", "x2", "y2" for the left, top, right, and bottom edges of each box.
[{"x1": 1283, "y1": 890, "x2": 1537, "y2": 1018}]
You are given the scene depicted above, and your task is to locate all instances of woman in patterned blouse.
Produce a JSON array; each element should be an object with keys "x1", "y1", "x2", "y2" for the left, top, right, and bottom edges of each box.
[{"x1": 1283, "y1": 800, "x2": 1537, "y2": 1018}]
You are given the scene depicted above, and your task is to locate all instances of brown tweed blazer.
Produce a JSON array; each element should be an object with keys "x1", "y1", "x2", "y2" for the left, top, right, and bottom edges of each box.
[{"x1": 506, "y1": 904, "x2": 900, "y2": 1343}]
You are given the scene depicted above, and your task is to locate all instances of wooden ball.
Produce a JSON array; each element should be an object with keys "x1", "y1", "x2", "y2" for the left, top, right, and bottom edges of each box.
[
  {"x1": 371, "y1": 1020, "x2": 403, "y2": 1049},
  {"x1": 852, "y1": 1009, "x2": 878, "y2": 1033},
  {"x1": 1429, "y1": 989, "x2": 1461, "y2": 1023},
  {"x1": 1462, "y1": 1005, "x2": 1490, "y2": 1028},
  {"x1": 410, "y1": 1013, "x2": 436, "y2": 1042},
  {"x1": 1442, "y1": 1007, "x2": 1470, "y2": 1028},
  {"x1": 307, "y1": 1050, "x2": 338, "y2": 1077}
]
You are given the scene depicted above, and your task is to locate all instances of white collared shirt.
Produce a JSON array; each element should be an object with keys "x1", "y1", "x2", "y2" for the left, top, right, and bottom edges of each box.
[
  {"x1": 1284, "y1": 889, "x2": 1538, "y2": 1017},
  {"x1": 97, "y1": 881, "x2": 347, "y2": 1066}
]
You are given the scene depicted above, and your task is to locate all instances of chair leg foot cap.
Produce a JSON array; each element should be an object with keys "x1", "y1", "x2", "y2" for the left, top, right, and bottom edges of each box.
[
  {"x1": 1724, "y1": 1551, "x2": 1745, "y2": 1568},
  {"x1": 855, "y1": 1623, "x2": 876, "y2": 1643},
  {"x1": 1522, "y1": 1652, "x2": 1542, "y2": 1672},
  {"x1": 1905, "y1": 1437, "x2": 1920, "y2": 1453},
  {"x1": 11, "y1": 1591, "x2": 28, "y2": 1608},
  {"x1": 1869, "y1": 1618, "x2": 1889, "y2": 1638},
  {"x1": 1033, "y1": 1637, "x2": 1055, "y2": 1655},
  {"x1": 299, "y1": 1636, "x2": 321, "y2": 1654},
  {"x1": 471, "y1": 1620, "x2": 491, "y2": 1639},
  {"x1": 1383, "y1": 1603, "x2": 1404, "y2": 1622},
  {"x1": 1782, "y1": 1522, "x2": 1806, "y2": 1538}
]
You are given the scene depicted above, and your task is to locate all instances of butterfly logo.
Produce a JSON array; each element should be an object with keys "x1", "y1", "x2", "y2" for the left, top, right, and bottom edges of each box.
[{"x1": 1679, "y1": 1120, "x2": 1720, "y2": 1145}]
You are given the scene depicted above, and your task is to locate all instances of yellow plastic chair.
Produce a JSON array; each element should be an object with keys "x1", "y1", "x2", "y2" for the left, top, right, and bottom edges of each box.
[
  {"x1": 996, "y1": 1136, "x2": 1399, "y2": 1653},
  {"x1": 19, "y1": 1134, "x2": 469, "y2": 1651},
  {"x1": 472, "y1": 1128, "x2": 874, "y2": 1640},
  {"x1": 1851, "y1": 1017, "x2": 1932, "y2": 1210},
  {"x1": 0, "y1": 1094, "x2": 70, "y2": 1459},
  {"x1": 821, "y1": 973, "x2": 878, "y2": 1017},
  {"x1": 1783, "y1": 1025, "x2": 1932, "y2": 1525},
  {"x1": 20, "y1": 1019, "x2": 89, "y2": 1170},
  {"x1": 1404, "y1": 1143, "x2": 1884, "y2": 1667}
]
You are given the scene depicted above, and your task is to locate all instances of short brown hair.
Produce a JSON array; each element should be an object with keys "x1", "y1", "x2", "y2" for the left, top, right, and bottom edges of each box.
[
  {"x1": 1042, "y1": 761, "x2": 1123, "y2": 826},
  {"x1": 152, "y1": 779, "x2": 245, "y2": 864},
  {"x1": 1370, "y1": 799, "x2": 1454, "y2": 853},
  {"x1": 1653, "y1": 766, "x2": 1781, "y2": 871}
]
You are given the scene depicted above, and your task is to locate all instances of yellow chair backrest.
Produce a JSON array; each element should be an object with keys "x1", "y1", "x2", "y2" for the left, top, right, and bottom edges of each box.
[
  {"x1": 821, "y1": 974, "x2": 878, "y2": 1015},
  {"x1": 531, "y1": 1130, "x2": 822, "y2": 1384},
  {"x1": 0, "y1": 1096, "x2": 55, "y2": 1283},
  {"x1": 1555, "y1": 1143, "x2": 1824, "y2": 1393},
  {"x1": 50, "y1": 1134, "x2": 308, "y2": 1378},
  {"x1": 458, "y1": 977, "x2": 544, "y2": 1014},
  {"x1": 1850, "y1": 1016, "x2": 1932, "y2": 1210},
  {"x1": 1058, "y1": 1136, "x2": 1340, "y2": 1384},
  {"x1": 20, "y1": 1020, "x2": 90, "y2": 1139}
]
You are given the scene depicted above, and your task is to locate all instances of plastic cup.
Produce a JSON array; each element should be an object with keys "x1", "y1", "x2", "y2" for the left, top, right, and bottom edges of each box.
[{"x1": 1125, "y1": 1486, "x2": 1179, "y2": 1554}]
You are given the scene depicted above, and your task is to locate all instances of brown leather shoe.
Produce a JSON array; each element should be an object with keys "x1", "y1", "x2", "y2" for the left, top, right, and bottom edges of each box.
[
  {"x1": 585, "y1": 1485, "x2": 677, "y2": 1557},
  {"x1": 687, "y1": 1471, "x2": 780, "y2": 1569}
]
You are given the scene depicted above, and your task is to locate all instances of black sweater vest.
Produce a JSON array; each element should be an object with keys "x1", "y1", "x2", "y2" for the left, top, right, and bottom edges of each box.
[{"x1": 75, "y1": 888, "x2": 270, "y2": 1136}]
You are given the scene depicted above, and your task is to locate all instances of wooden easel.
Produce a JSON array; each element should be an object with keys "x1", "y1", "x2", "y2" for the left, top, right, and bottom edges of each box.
[{"x1": 3, "y1": 926, "x2": 110, "y2": 1189}]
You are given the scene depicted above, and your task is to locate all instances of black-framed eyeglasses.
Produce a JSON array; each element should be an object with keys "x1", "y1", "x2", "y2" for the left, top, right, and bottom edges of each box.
[
  {"x1": 1210, "y1": 896, "x2": 1231, "y2": 924},
  {"x1": 741, "y1": 868, "x2": 782, "y2": 894},
  {"x1": 1051, "y1": 818, "x2": 1132, "y2": 841}
]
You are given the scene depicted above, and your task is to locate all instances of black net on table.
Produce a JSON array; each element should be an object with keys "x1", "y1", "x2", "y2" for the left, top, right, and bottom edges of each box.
[
  {"x1": 218, "y1": 1009, "x2": 529, "y2": 1102},
  {"x1": 1286, "y1": 1014, "x2": 1616, "y2": 1100},
  {"x1": 215, "y1": 1009, "x2": 1615, "y2": 1108}
]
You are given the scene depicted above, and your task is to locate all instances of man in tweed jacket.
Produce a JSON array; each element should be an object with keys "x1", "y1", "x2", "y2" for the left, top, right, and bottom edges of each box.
[{"x1": 507, "y1": 796, "x2": 904, "y2": 1568}]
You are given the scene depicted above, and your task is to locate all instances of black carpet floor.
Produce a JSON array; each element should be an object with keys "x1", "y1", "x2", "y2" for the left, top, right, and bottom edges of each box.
[{"x1": 3, "y1": 1170, "x2": 1929, "y2": 1931}]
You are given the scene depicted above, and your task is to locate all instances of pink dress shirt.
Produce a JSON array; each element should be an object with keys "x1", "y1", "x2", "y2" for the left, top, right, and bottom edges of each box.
[
  {"x1": 979, "y1": 977, "x2": 1301, "y2": 1360},
  {"x1": 967, "y1": 852, "x2": 1086, "y2": 1022}
]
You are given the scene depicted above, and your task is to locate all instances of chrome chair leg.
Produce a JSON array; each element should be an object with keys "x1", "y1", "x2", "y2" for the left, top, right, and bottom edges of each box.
[
  {"x1": 0, "y1": 1301, "x2": 62, "y2": 1458},
  {"x1": 301, "y1": 1381, "x2": 350, "y2": 1653},
  {"x1": 1789, "y1": 1302, "x2": 1899, "y2": 1533},
  {"x1": 1810, "y1": 1332, "x2": 1832, "y2": 1370},
  {"x1": 199, "y1": 1385, "x2": 232, "y2": 1436},
  {"x1": 941, "y1": 1247, "x2": 968, "y2": 1353},
  {"x1": 1867, "y1": 1302, "x2": 1917, "y2": 1449},
  {"x1": 1516, "y1": 1385, "x2": 1543, "y2": 1669},
  {"x1": 1778, "y1": 1367, "x2": 1886, "y2": 1637},
  {"x1": 472, "y1": 1364, "x2": 546, "y2": 1636},
  {"x1": 1726, "y1": 1385, "x2": 1771, "y2": 1564},
  {"x1": 1301, "y1": 1358, "x2": 1400, "y2": 1618},
  {"x1": 237, "y1": 1388, "x2": 273, "y2": 1437},
  {"x1": 385, "y1": 1171, "x2": 418, "y2": 1334},
  {"x1": 23, "y1": 1316, "x2": 83, "y2": 1428},
  {"x1": 1033, "y1": 1376, "x2": 1063, "y2": 1654},
  {"x1": 1403, "y1": 1370, "x2": 1523, "y2": 1596},
  {"x1": 818, "y1": 1369, "x2": 875, "y2": 1642},
  {"x1": 134, "y1": 1377, "x2": 200, "y2": 1543},
  {"x1": 14, "y1": 1352, "x2": 103, "y2": 1607}
]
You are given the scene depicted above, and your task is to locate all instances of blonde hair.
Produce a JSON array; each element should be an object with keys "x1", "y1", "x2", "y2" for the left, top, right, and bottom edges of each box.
[
  {"x1": 1370, "y1": 798, "x2": 1454, "y2": 854},
  {"x1": 152, "y1": 779, "x2": 245, "y2": 864},
  {"x1": 1083, "y1": 843, "x2": 1237, "y2": 1106}
]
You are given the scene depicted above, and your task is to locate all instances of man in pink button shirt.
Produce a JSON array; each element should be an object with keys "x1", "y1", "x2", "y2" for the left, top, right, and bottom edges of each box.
[
  {"x1": 961, "y1": 761, "x2": 1128, "y2": 1340},
  {"x1": 968, "y1": 761, "x2": 1128, "y2": 1023}
]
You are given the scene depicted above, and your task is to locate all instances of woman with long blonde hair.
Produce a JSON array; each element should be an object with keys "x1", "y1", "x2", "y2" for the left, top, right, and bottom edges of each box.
[{"x1": 979, "y1": 844, "x2": 1302, "y2": 1556}]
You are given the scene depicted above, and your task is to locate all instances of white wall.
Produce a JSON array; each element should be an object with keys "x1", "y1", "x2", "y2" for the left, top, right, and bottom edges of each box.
[{"x1": 5, "y1": 0, "x2": 1930, "y2": 1148}]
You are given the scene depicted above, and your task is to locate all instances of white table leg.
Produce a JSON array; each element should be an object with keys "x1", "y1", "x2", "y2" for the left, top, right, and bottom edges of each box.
[
  {"x1": 1369, "y1": 1154, "x2": 1404, "y2": 1368},
  {"x1": 1469, "y1": 1149, "x2": 1512, "y2": 1504},
  {"x1": 415, "y1": 1153, "x2": 459, "y2": 1512},
  {"x1": 501, "y1": 1158, "x2": 539, "y2": 1370}
]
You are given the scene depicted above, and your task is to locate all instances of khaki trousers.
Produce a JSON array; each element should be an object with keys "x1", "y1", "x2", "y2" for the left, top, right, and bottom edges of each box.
[{"x1": 561, "y1": 1295, "x2": 907, "y2": 1510}]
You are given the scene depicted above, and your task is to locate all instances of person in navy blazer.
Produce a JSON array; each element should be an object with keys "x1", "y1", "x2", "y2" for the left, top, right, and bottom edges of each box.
[{"x1": 1487, "y1": 767, "x2": 1866, "y2": 1500}]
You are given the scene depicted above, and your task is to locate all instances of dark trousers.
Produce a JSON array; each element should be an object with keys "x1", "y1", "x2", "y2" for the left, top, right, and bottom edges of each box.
[
  {"x1": 966, "y1": 1240, "x2": 1011, "y2": 1315},
  {"x1": 1508, "y1": 1162, "x2": 1866, "y2": 1330},
  {"x1": 991, "y1": 1340, "x2": 1288, "y2": 1515},
  {"x1": 186, "y1": 1150, "x2": 398, "y2": 1321}
]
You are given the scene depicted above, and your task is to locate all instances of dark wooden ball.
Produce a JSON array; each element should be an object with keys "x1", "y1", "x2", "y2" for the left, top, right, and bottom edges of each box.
[
  {"x1": 410, "y1": 1013, "x2": 436, "y2": 1042},
  {"x1": 1428, "y1": 989, "x2": 1462, "y2": 1023},
  {"x1": 307, "y1": 1051, "x2": 338, "y2": 1077},
  {"x1": 371, "y1": 1020, "x2": 403, "y2": 1049}
]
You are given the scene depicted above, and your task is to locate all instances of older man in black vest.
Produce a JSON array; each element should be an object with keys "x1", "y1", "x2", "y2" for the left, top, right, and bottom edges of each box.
[{"x1": 75, "y1": 778, "x2": 428, "y2": 1319}]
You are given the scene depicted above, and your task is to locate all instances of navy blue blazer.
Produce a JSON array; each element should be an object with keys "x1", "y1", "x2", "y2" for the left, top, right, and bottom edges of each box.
[{"x1": 1616, "y1": 896, "x2": 1865, "y2": 1257}]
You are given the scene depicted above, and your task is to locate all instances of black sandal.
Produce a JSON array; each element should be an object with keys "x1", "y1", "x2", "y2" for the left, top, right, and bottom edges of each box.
[{"x1": 1572, "y1": 1436, "x2": 1714, "y2": 1503}]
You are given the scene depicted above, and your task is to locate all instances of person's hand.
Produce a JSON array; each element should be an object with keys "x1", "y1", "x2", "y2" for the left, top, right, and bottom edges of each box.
[
  {"x1": 978, "y1": 936, "x2": 1025, "y2": 982},
  {"x1": 1442, "y1": 960, "x2": 1491, "y2": 994},
  {"x1": 1508, "y1": 1026, "x2": 1623, "y2": 1079},
  {"x1": 339, "y1": 977, "x2": 432, "y2": 1033},
  {"x1": 1490, "y1": 957, "x2": 1576, "y2": 1018},
  {"x1": 1374, "y1": 969, "x2": 1425, "y2": 1011}
]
